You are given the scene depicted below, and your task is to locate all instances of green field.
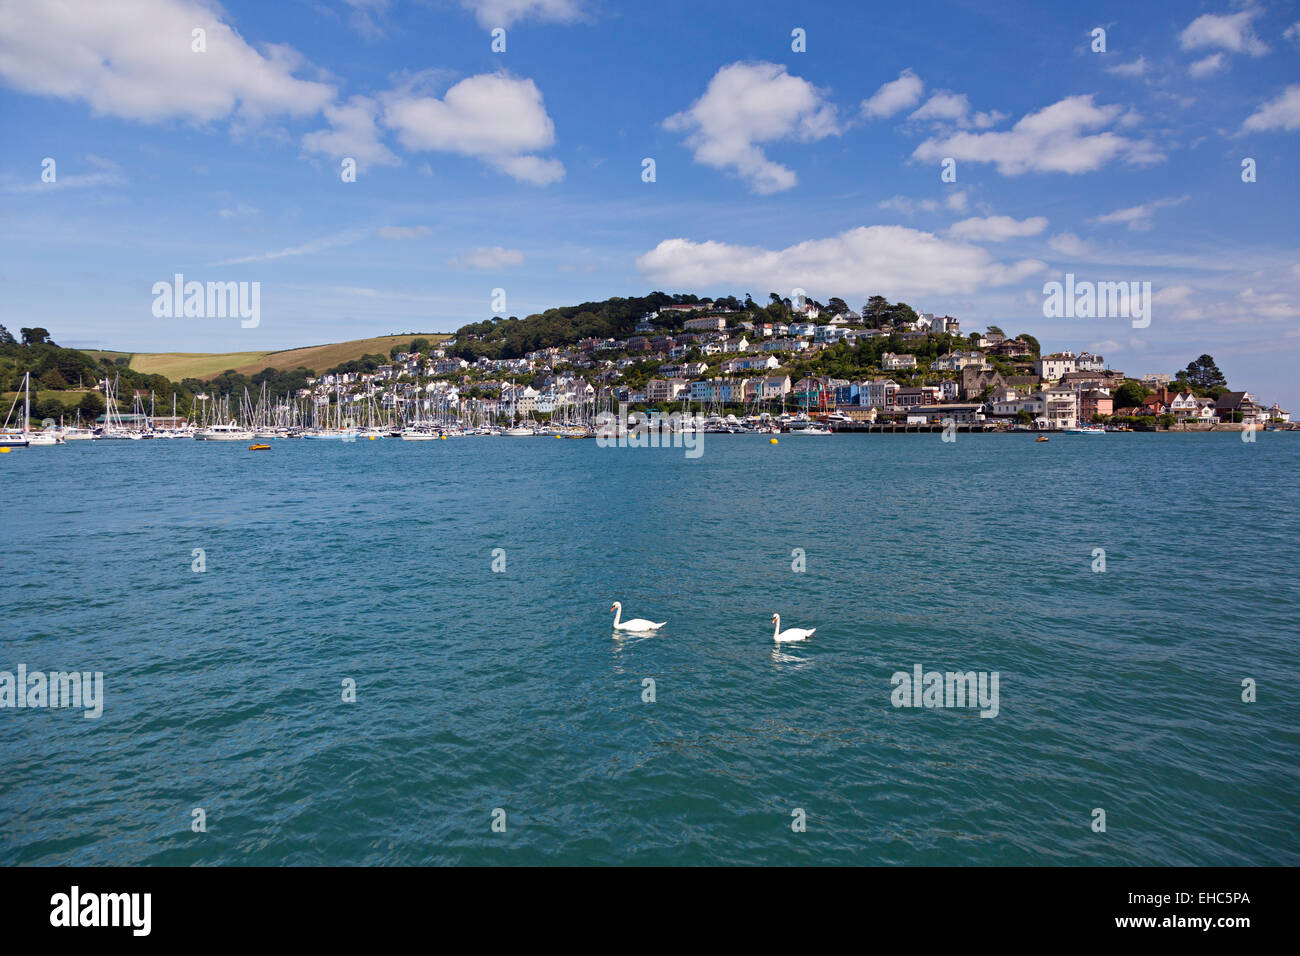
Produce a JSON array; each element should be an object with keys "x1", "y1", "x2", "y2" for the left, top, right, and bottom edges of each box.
[
  {"x1": 80, "y1": 334, "x2": 450, "y2": 381},
  {"x1": 2, "y1": 389, "x2": 94, "y2": 417}
]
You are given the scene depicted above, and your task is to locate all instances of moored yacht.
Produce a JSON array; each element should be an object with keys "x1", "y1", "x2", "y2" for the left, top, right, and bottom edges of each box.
[{"x1": 195, "y1": 421, "x2": 255, "y2": 441}]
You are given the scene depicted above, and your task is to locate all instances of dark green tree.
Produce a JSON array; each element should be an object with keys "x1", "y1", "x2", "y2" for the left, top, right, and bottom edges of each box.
[
  {"x1": 1180, "y1": 354, "x2": 1226, "y2": 393},
  {"x1": 1113, "y1": 380, "x2": 1148, "y2": 409}
]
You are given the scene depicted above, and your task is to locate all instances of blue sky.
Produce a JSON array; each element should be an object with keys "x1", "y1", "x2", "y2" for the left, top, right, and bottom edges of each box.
[{"x1": 1, "y1": 0, "x2": 1298, "y2": 405}]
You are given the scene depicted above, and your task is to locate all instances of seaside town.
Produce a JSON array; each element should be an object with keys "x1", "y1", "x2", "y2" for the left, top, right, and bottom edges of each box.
[{"x1": 0, "y1": 293, "x2": 1292, "y2": 443}]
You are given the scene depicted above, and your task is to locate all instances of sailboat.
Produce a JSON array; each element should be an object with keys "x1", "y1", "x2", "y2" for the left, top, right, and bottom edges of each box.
[
  {"x1": 2, "y1": 373, "x2": 64, "y2": 446},
  {"x1": 97, "y1": 376, "x2": 144, "y2": 439},
  {"x1": 502, "y1": 379, "x2": 535, "y2": 435}
]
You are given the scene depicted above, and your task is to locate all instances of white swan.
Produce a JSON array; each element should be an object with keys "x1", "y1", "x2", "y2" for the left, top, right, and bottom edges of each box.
[
  {"x1": 610, "y1": 602, "x2": 665, "y2": 632},
  {"x1": 772, "y1": 613, "x2": 816, "y2": 643}
]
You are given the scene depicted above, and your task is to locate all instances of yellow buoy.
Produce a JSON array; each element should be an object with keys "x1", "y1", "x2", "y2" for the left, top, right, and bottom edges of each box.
[
  {"x1": 769, "y1": 438, "x2": 779, "y2": 444},
  {"x1": 0, "y1": 447, "x2": 10, "y2": 453},
  {"x1": 368, "y1": 435, "x2": 377, "y2": 440},
  {"x1": 440, "y1": 435, "x2": 447, "y2": 440}
]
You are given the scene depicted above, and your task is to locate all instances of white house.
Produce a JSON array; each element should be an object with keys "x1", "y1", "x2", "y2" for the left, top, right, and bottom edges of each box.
[
  {"x1": 1036, "y1": 353, "x2": 1078, "y2": 380},
  {"x1": 684, "y1": 316, "x2": 727, "y2": 332},
  {"x1": 1041, "y1": 384, "x2": 1078, "y2": 429},
  {"x1": 882, "y1": 352, "x2": 917, "y2": 371}
]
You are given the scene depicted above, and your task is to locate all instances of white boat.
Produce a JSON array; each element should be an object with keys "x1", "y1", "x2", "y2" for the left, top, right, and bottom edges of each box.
[
  {"x1": 785, "y1": 425, "x2": 832, "y2": 435},
  {"x1": 195, "y1": 422, "x2": 254, "y2": 441},
  {"x1": 24, "y1": 431, "x2": 65, "y2": 446},
  {"x1": 1062, "y1": 424, "x2": 1105, "y2": 435},
  {"x1": 399, "y1": 428, "x2": 441, "y2": 441},
  {"x1": 503, "y1": 426, "x2": 535, "y2": 436},
  {"x1": 1, "y1": 373, "x2": 63, "y2": 445},
  {"x1": 300, "y1": 429, "x2": 359, "y2": 440}
]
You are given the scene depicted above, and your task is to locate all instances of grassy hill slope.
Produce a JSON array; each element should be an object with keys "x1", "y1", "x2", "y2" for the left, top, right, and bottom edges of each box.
[{"x1": 81, "y1": 333, "x2": 449, "y2": 381}]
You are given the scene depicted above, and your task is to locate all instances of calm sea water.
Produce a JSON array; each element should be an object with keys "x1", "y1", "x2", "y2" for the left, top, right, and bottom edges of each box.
[{"x1": 2, "y1": 433, "x2": 1297, "y2": 865}]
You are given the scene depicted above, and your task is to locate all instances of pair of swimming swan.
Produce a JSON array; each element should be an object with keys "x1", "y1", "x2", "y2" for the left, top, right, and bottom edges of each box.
[{"x1": 610, "y1": 603, "x2": 816, "y2": 643}]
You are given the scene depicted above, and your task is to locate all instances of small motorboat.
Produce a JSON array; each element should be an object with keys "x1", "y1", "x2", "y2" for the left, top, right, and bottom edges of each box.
[
  {"x1": 1036, "y1": 435, "x2": 1049, "y2": 443},
  {"x1": 249, "y1": 443, "x2": 271, "y2": 451}
]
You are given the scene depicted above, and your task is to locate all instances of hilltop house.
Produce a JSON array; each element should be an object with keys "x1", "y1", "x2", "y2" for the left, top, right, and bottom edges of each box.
[
  {"x1": 721, "y1": 355, "x2": 779, "y2": 374},
  {"x1": 1036, "y1": 352, "x2": 1077, "y2": 380},
  {"x1": 683, "y1": 316, "x2": 727, "y2": 332}
]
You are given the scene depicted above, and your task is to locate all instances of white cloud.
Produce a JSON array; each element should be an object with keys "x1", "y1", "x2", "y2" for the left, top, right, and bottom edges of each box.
[
  {"x1": 912, "y1": 95, "x2": 1161, "y2": 175},
  {"x1": 636, "y1": 225, "x2": 1046, "y2": 298},
  {"x1": 0, "y1": 0, "x2": 334, "y2": 124},
  {"x1": 1242, "y1": 85, "x2": 1300, "y2": 132},
  {"x1": 1179, "y1": 7, "x2": 1269, "y2": 57},
  {"x1": 664, "y1": 61, "x2": 841, "y2": 194},
  {"x1": 303, "y1": 95, "x2": 400, "y2": 168},
  {"x1": 376, "y1": 225, "x2": 432, "y2": 239},
  {"x1": 910, "y1": 91, "x2": 970, "y2": 123},
  {"x1": 878, "y1": 190, "x2": 969, "y2": 215},
  {"x1": 489, "y1": 153, "x2": 565, "y2": 185},
  {"x1": 459, "y1": 0, "x2": 583, "y2": 29},
  {"x1": 382, "y1": 72, "x2": 564, "y2": 185},
  {"x1": 1238, "y1": 287, "x2": 1300, "y2": 320},
  {"x1": 1286, "y1": 22, "x2": 1300, "y2": 46},
  {"x1": 1091, "y1": 195, "x2": 1189, "y2": 231},
  {"x1": 861, "y1": 69, "x2": 923, "y2": 119},
  {"x1": 1047, "y1": 232, "x2": 1092, "y2": 257},
  {"x1": 212, "y1": 230, "x2": 365, "y2": 266},
  {"x1": 342, "y1": 0, "x2": 390, "y2": 39},
  {"x1": 1188, "y1": 53, "x2": 1226, "y2": 77},
  {"x1": 449, "y1": 246, "x2": 525, "y2": 269},
  {"x1": 905, "y1": 90, "x2": 1003, "y2": 129},
  {"x1": 2, "y1": 153, "x2": 124, "y2": 192},
  {"x1": 947, "y1": 215, "x2": 1048, "y2": 241},
  {"x1": 218, "y1": 202, "x2": 258, "y2": 218},
  {"x1": 1104, "y1": 56, "x2": 1148, "y2": 77}
]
